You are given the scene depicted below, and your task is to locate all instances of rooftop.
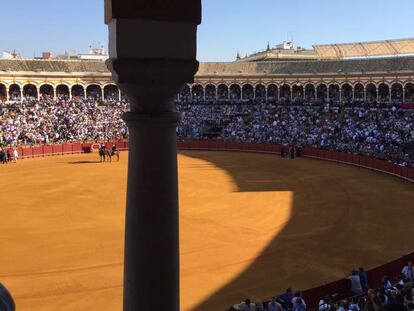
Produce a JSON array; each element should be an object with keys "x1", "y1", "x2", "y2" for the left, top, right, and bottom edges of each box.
[{"x1": 0, "y1": 55, "x2": 413, "y2": 76}]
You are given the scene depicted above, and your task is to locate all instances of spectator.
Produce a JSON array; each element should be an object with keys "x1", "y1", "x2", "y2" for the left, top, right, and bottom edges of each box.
[
  {"x1": 359, "y1": 267, "x2": 369, "y2": 292},
  {"x1": 319, "y1": 296, "x2": 332, "y2": 311},
  {"x1": 292, "y1": 292, "x2": 306, "y2": 310},
  {"x1": 273, "y1": 297, "x2": 284, "y2": 311},
  {"x1": 367, "y1": 288, "x2": 382, "y2": 311},
  {"x1": 12, "y1": 148, "x2": 18, "y2": 163},
  {"x1": 383, "y1": 276, "x2": 394, "y2": 291},
  {"x1": 277, "y1": 288, "x2": 293, "y2": 310},
  {"x1": 349, "y1": 297, "x2": 361, "y2": 311},
  {"x1": 244, "y1": 299, "x2": 256, "y2": 311},
  {"x1": 402, "y1": 262, "x2": 414, "y2": 280},
  {"x1": 348, "y1": 270, "x2": 363, "y2": 295},
  {"x1": 295, "y1": 298, "x2": 306, "y2": 311}
]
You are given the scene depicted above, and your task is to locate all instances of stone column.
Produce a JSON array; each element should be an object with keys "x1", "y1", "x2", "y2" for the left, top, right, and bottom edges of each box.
[
  {"x1": 105, "y1": 1, "x2": 201, "y2": 310},
  {"x1": 389, "y1": 86, "x2": 392, "y2": 104},
  {"x1": 277, "y1": 86, "x2": 281, "y2": 103},
  {"x1": 327, "y1": 86, "x2": 330, "y2": 103}
]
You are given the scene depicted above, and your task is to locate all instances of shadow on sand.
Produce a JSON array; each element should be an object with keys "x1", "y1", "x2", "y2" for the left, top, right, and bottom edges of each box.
[
  {"x1": 180, "y1": 151, "x2": 414, "y2": 311},
  {"x1": 67, "y1": 160, "x2": 103, "y2": 164}
]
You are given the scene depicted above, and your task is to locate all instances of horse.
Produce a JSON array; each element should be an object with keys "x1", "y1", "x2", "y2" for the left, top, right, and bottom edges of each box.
[
  {"x1": 99, "y1": 148, "x2": 120, "y2": 163},
  {"x1": 107, "y1": 150, "x2": 121, "y2": 162},
  {"x1": 99, "y1": 147, "x2": 109, "y2": 162}
]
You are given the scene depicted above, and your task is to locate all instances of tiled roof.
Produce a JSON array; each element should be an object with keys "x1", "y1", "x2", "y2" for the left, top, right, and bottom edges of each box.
[{"x1": 0, "y1": 57, "x2": 413, "y2": 75}]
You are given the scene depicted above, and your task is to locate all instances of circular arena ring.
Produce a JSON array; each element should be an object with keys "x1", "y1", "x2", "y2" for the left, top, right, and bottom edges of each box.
[{"x1": 0, "y1": 142, "x2": 412, "y2": 311}]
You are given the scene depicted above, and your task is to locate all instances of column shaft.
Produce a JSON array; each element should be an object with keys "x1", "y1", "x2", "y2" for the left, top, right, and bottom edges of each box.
[
  {"x1": 389, "y1": 88, "x2": 392, "y2": 104},
  {"x1": 122, "y1": 111, "x2": 180, "y2": 311}
]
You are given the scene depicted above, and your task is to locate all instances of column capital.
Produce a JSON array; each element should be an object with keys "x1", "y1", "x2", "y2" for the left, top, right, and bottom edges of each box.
[{"x1": 106, "y1": 15, "x2": 199, "y2": 113}]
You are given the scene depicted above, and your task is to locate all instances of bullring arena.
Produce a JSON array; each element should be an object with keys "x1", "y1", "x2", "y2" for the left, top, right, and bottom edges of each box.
[
  {"x1": 0, "y1": 36, "x2": 414, "y2": 311},
  {"x1": 0, "y1": 145, "x2": 413, "y2": 311}
]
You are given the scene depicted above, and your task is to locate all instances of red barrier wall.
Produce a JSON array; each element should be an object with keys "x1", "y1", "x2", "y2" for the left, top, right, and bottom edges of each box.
[
  {"x1": 178, "y1": 141, "x2": 414, "y2": 183},
  {"x1": 15, "y1": 141, "x2": 127, "y2": 159}
]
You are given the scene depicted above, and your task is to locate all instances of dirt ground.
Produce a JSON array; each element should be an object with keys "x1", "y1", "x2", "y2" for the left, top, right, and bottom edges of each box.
[{"x1": 0, "y1": 151, "x2": 412, "y2": 311}]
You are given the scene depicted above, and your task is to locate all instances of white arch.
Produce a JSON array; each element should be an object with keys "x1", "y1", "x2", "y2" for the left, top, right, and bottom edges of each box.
[
  {"x1": 22, "y1": 83, "x2": 39, "y2": 100},
  {"x1": 86, "y1": 83, "x2": 104, "y2": 99},
  {"x1": 403, "y1": 81, "x2": 414, "y2": 88},
  {"x1": 39, "y1": 83, "x2": 55, "y2": 98}
]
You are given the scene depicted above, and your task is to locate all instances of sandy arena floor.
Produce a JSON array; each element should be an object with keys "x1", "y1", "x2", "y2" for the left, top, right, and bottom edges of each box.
[{"x1": 0, "y1": 151, "x2": 413, "y2": 311}]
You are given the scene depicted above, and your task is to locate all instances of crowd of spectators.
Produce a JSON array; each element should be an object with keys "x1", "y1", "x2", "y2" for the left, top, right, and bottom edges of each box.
[
  {"x1": 0, "y1": 98, "x2": 128, "y2": 147},
  {"x1": 229, "y1": 262, "x2": 414, "y2": 311},
  {"x1": 0, "y1": 98, "x2": 413, "y2": 167},
  {"x1": 177, "y1": 101, "x2": 414, "y2": 167}
]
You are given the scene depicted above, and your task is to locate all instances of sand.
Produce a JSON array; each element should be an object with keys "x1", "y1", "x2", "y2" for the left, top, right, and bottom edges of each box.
[{"x1": 0, "y1": 151, "x2": 412, "y2": 311}]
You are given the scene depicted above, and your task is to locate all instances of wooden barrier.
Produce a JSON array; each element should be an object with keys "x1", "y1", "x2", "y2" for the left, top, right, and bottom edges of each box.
[
  {"x1": 177, "y1": 140, "x2": 414, "y2": 183},
  {"x1": 9, "y1": 141, "x2": 127, "y2": 160}
]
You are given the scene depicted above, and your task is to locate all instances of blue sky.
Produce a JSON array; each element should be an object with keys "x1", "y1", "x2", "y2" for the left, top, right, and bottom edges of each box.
[{"x1": 1, "y1": 0, "x2": 413, "y2": 61}]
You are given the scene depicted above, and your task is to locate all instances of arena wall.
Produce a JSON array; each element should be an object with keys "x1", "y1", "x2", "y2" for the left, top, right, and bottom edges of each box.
[
  {"x1": 177, "y1": 141, "x2": 414, "y2": 183},
  {"x1": 15, "y1": 141, "x2": 414, "y2": 182}
]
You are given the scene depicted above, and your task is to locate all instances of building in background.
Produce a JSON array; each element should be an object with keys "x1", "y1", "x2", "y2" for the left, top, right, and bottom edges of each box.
[
  {"x1": 238, "y1": 38, "x2": 414, "y2": 62},
  {"x1": 0, "y1": 51, "x2": 21, "y2": 60},
  {"x1": 0, "y1": 38, "x2": 413, "y2": 104},
  {"x1": 56, "y1": 45, "x2": 108, "y2": 61}
]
